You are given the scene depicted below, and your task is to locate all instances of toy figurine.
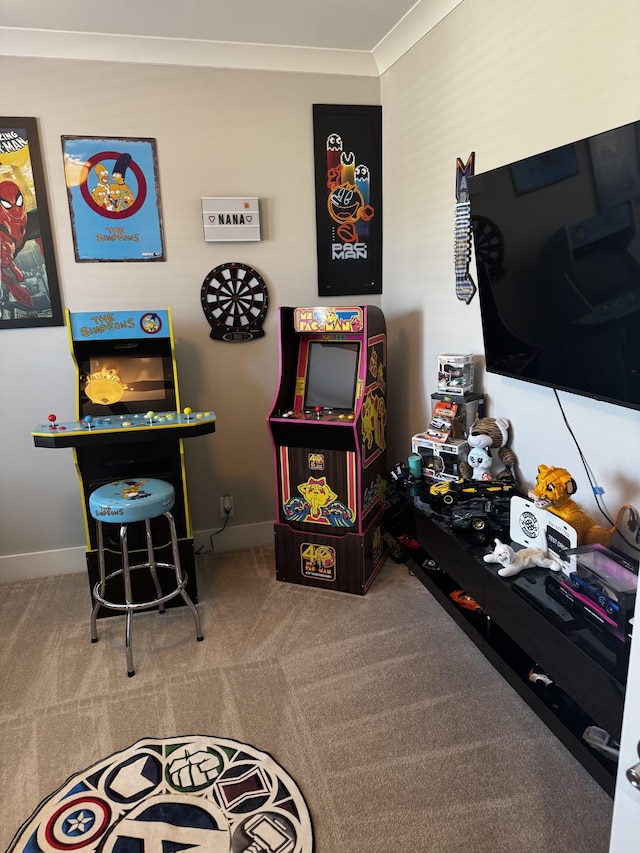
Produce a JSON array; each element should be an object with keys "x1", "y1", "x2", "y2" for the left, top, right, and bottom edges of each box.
[
  {"x1": 528, "y1": 464, "x2": 622, "y2": 547},
  {"x1": 460, "y1": 416, "x2": 517, "y2": 481},
  {"x1": 483, "y1": 537, "x2": 562, "y2": 578},
  {"x1": 466, "y1": 445, "x2": 493, "y2": 481}
]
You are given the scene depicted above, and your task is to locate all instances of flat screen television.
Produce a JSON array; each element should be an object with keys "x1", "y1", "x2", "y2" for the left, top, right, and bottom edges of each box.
[
  {"x1": 303, "y1": 340, "x2": 360, "y2": 412},
  {"x1": 468, "y1": 117, "x2": 640, "y2": 412},
  {"x1": 77, "y1": 339, "x2": 177, "y2": 416}
]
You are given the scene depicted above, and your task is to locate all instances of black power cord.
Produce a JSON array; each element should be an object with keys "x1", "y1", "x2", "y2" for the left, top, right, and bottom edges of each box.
[
  {"x1": 554, "y1": 389, "x2": 639, "y2": 553},
  {"x1": 195, "y1": 506, "x2": 232, "y2": 555}
]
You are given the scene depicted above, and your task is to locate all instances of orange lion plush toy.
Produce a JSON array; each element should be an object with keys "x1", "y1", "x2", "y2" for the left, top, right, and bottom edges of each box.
[{"x1": 528, "y1": 464, "x2": 619, "y2": 547}]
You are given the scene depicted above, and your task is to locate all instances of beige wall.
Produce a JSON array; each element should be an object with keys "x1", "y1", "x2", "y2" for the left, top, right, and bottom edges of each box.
[
  {"x1": 381, "y1": 0, "x2": 640, "y2": 550},
  {"x1": 0, "y1": 58, "x2": 380, "y2": 577},
  {"x1": 2, "y1": 0, "x2": 640, "y2": 580}
]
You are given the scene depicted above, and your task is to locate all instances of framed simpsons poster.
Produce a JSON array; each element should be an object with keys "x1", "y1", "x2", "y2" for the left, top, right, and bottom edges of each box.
[
  {"x1": 61, "y1": 135, "x2": 165, "y2": 262},
  {"x1": 313, "y1": 104, "x2": 382, "y2": 296},
  {"x1": 0, "y1": 117, "x2": 63, "y2": 328}
]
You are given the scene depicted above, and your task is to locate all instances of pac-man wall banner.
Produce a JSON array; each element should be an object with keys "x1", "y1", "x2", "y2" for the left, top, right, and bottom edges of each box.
[{"x1": 313, "y1": 104, "x2": 382, "y2": 296}]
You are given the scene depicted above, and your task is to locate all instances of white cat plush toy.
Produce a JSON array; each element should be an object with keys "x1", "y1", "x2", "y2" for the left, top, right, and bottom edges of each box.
[
  {"x1": 466, "y1": 445, "x2": 494, "y2": 481},
  {"x1": 483, "y1": 538, "x2": 562, "y2": 578}
]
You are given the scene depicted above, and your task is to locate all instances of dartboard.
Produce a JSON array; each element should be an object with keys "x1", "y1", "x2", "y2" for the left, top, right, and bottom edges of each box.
[
  {"x1": 201, "y1": 262, "x2": 269, "y2": 342},
  {"x1": 471, "y1": 216, "x2": 505, "y2": 282}
]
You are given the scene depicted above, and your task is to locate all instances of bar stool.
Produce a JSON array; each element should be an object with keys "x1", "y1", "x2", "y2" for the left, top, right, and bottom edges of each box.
[{"x1": 89, "y1": 478, "x2": 203, "y2": 676}]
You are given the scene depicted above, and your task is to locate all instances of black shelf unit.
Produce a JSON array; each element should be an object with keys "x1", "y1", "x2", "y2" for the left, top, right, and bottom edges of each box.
[{"x1": 385, "y1": 487, "x2": 629, "y2": 796}]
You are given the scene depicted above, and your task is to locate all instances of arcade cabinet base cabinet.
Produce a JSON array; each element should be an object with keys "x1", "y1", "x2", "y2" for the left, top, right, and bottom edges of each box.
[
  {"x1": 267, "y1": 305, "x2": 389, "y2": 595},
  {"x1": 274, "y1": 518, "x2": 387, "y2": 595}
]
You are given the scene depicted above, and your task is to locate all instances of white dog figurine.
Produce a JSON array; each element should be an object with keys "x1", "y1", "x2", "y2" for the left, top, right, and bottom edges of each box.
[{"x1": 483, "y1": 538, "x2": 562, "y2": 578}]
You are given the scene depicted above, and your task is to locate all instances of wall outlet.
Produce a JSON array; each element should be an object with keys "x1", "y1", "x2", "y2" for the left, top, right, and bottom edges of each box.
[{"x1": 220, "y1": 495, "x2": 234, "y2": 517}]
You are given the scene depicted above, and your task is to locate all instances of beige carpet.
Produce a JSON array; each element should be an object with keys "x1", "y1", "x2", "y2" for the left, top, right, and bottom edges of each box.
[{"x1": 0, "y1": 546, "x2": 612, "y2": 852}]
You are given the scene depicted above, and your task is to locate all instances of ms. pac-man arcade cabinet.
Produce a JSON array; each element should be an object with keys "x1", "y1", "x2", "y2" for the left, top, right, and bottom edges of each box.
[{"x1": 267, "y1": 305, "x2": 388, "y2": 594}]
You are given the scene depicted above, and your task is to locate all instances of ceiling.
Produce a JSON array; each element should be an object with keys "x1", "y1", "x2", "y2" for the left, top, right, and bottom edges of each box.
[{"x1": 0, "y1": 0, "x2": 463, "y2": 76}]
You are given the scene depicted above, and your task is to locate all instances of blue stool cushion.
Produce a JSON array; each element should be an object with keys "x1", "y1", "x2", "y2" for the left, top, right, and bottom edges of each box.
[{"x1": 89, "y1": 479, "x2": 175, "y2": 524}]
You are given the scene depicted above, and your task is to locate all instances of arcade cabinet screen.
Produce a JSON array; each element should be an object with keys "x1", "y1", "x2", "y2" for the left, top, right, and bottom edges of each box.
[
  {"x1": 79, "y1": 349, "x2": 177, "y2": 416},
  {"x1": 303, "y1": 341, "x2": 360, "y2": 412}
]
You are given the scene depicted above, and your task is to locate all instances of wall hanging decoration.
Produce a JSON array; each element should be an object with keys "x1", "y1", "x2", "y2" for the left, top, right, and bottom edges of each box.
[
  {"x1": 61, "y1": 135, "x2": 165, "y2": 262},
  {"x1": 313, "y1": 104, "x2": 382, "y2": 296},
  {"x1": 454, "y1": 152, "x2": 476, "y2": 304},
  {"x1": 201, "y1": 262, "x2": 269, "y2": 341},
  {"x1": 0, "y1": 117, "x2": 63, "y2": 328},
  {"x1": 201, "y1": 197, "x2": 261, "y2": 242}
]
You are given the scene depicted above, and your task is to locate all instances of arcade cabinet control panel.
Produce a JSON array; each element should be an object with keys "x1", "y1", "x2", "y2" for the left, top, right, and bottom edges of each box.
[
  {"x1": 32, "y1": 409, "x2": 217, "y2": 448},
  {"x1": 277, "y1": 406, "x2": 355, "y2": 423}
]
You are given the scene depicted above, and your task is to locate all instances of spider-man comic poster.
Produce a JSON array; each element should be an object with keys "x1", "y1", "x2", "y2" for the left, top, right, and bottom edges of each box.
[
  {"x1": 313, "y1": 104, "x2": 382, "y2": 296},
  {"x1": 61, "y1": 135, "x2": 165, "y2": 263},
  {"x1": 0, "y1": 117, "x2": 63, "y2": 328}
]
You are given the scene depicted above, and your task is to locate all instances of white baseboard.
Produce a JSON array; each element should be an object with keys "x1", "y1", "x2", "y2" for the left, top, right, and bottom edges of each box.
[
  {"x1": 0, "y1": 546, "x2": 87, "y2": 584},
  {"x1": 193, "y1": 521, "x2": 274, "y2": 556},
  {"x1": 0, "y1": 521, "x2": 275, "y2": 585}
]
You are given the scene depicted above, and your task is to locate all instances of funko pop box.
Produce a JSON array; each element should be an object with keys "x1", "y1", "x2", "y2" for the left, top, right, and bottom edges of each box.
[
  {"x1": 411, "y1": 433, "x2": 468, "y2": 482},
  {"x1": 437, "y1": 353, "x2": 474, "y2": 396}
]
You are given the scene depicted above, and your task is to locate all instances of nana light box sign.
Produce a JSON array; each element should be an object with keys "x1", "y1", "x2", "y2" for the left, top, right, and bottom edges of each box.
[{"x1": 201, "y1": 197, "x2": 261, "y2": 242}]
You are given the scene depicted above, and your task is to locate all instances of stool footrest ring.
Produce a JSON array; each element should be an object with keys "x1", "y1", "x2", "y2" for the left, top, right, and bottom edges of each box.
[
  {"x1": 93, "y1": 564, "x2": 190, "y2": 612},
  {"x1": 89, "y1": 490, "x2": 203, "y2": 676}
]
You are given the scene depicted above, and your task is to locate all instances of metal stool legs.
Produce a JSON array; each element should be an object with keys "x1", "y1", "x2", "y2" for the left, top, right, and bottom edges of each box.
[
  {"x1": 90, "y1": 510, "x2": 203, "y2": 676},
  {"x1": 90, "y1": 520, "x2": 106, "y2": 645},
  {"x1": 145, "y1": 518, "x2": 166, "y2": 614},
  {"x1": 166, "y1": 510, "x2": 203, "y2": 640}
]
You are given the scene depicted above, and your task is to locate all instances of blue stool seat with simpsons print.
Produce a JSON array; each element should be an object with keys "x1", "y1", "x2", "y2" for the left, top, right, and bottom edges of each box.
[{"x1": 89, "y1": 478, "x2": 203, "y2": 676}]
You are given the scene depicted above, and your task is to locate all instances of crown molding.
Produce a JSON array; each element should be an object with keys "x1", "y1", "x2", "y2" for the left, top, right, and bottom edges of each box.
[
  {"x1": 0, "y1": 28, "x2": 379, "y2": 76},
  {"x1": 0, "y1": 1, "x2": 463, "y2": 77},
  {"x1": 373, "y1": 0, "x2": 464, "y2": 74}
]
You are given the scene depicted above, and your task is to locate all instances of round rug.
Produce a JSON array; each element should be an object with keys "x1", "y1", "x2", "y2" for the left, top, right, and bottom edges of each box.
[{"x1": 8, "y1": 735, "x2": 314, "y2": 852}]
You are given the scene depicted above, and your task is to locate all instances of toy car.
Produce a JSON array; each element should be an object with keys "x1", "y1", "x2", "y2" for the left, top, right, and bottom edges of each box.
[
  {"x1": 449, "y1": 589, "x2": 484, "y2": 614},
  {"x1": 427, "y1": 476, "x2": 516, "y2": 511},
  {"x1": 569, "y1": 572, "x2": 619, "y2": 617},
  {"x1": 430, "y1": 416, "x2": 451, "y2": 430},
  {"x1": 388, "y1": 461, "x2": 410, "y2": 483},
  {"x1": 450, "y1": 496, "x2": 511, "y2": 534},
  {"x1": 528, "y1": 664, "x2": 554, "y2": 687}
]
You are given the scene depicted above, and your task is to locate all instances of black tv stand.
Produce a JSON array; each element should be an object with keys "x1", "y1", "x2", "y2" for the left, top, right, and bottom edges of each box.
[{"x1": 385, "y1": 486, "x2": 628, "y2": 796}]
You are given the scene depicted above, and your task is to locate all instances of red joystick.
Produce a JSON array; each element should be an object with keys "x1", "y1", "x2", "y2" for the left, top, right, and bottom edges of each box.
[
  {"x1": 48, "y1": 413, "x2": 58, "y2": 430},
  {"x1": 315, "y1": 406, "x2": 322, "y2": 420}
]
